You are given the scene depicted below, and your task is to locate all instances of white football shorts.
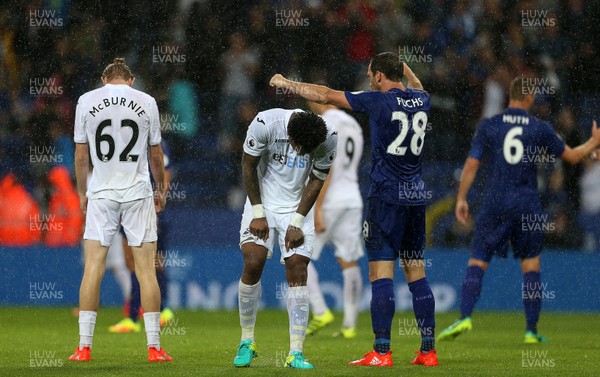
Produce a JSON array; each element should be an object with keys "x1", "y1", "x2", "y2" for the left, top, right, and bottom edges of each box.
[
  {"x1": 239, "y1": 200, "x2": 315, "y2": 264},
  {"x1": 84, "y1": 197, "x2": 157, "y2": 247},
  {"x1": 312, "y1": 207, "x2": 364, "y2": 262}
]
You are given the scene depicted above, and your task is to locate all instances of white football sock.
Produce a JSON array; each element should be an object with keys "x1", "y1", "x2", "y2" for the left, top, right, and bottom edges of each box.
[
  {"x1": 239, "y1": 280, "x2": 261, "y2": 342},
  {"x1": 78, "y1": 311, "x2": 97, "y2": 350},
  {"x1": 342, "y1": 266, "x2": 362, "y2": 329},
  {"x1": 307, "y1": 262, "x2": 328, "y2": 316},
  {"x1": 143, "y1": 312, "x2": 161, "y2": 350},
  {"x1": 287, "y1": 285, "x2": 309, "y2": 354}
]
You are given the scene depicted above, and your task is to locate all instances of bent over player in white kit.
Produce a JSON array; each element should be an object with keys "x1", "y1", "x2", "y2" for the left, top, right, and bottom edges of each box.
[
  {"x1": 233, "y1": 109, "x2": 337, "y2": 369},
  {"x1": 305, "y1": 102, "x2": 364, "y2": 339},
  {"x1": 69, "y1": 58, "x2": 172, "y2": 362}
]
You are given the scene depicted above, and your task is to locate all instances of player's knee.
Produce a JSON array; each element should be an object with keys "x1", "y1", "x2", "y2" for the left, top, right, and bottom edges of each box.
[
  {"x1": 285, "y1": 256, "x2": 309, "y2": 284},
  {"x1": 520, "y1": 256, "x2": 540, "y2": 273},
  {"x1": 468, "y1": 258, "x2": 489, "y2": 270},
  {"x1": 243, "y1": 257, "x2": 265, "y2": 275}
]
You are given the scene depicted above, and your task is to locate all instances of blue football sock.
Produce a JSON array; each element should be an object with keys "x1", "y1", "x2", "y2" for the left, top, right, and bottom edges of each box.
[
  {"x1": 374, "y1": 338, "x2": 390, "y2": 354},
  {"x1": 523, "y1": 271, "x2": 541, "y2": 334},
  {"x1": 156, "y1": 268, "x2": 167, "y2": 311},
  {"x1": 129, "y1": 272, "x2": 141, "y2": 322},
  {"x1": 460, "y1": 265, "x2": 485, "y2": 319},
  {"x1": 370, "y1": 278, "x2": 394, "y2": 354},
  {"x1": 408, "y1": 277, "x2": 436, "y2": 352}
]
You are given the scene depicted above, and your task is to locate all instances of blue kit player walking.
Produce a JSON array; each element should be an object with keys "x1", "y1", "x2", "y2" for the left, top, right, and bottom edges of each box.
[
  {"x1": 271, "y1": 52, "x2": 438, "y2": 367},
  {"x1": 439, "y1": 76, "x2": 600, "y2": 343}
]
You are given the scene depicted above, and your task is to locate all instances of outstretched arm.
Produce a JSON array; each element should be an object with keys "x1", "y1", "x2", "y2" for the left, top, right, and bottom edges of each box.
[
  {"x1": 270, "y1": 74, "x2": 352, "y2": 109},
  {"x1": 403, "y1": 63, "x2": 423, "y2": 90},
  {"x1": 561, "y1": 120, "x2": 600, "y2": 165},
  {"x1": 455, "y1": 157, "x2": 480, "y2": 225}
]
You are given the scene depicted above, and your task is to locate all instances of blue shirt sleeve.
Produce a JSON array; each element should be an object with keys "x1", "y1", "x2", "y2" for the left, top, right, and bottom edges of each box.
[
  {"x1": 539, "y1": 122, "x2": 566, "y2": 157},
  {"x1": 344, "y1": 91, "x2": 384, "y2": 115},
  {"x1": 468, "y1": 121, "x2": 487, "y2": 160}
]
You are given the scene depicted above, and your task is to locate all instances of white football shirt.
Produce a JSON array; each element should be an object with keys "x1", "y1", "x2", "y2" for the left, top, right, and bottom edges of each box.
[
  {"x1": 321, "y1": 109, "x2": 364, "y2": 209},
  {"x1": 243, "y1": 108, "x2": 337, "y2": 213},
  {"x1": 74, "y1": 83, "x2": 161, "y2": 202}
]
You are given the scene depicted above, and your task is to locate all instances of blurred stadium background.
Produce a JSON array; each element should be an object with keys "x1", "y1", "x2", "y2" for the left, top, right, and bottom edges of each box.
[{"x1": 1, "y1": 0, "x2": 600, "y2": 329}]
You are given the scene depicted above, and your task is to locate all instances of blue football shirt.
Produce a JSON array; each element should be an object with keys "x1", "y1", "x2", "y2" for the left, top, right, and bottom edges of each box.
[
  {"x1": 468, "y1": 108, "x2": 565, "y2": 211},
  {"x1": 345, "y1": 88, "x2": 431, "y2": 205}
]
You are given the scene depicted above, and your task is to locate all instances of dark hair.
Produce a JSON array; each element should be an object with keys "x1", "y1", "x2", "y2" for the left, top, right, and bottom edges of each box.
[
  {"x1": 102, "y1": 58, "x2": 133, "y2": 81},
  {"x1": 287, "y1": 112, "x2": 327, "y2": 154},
  {"x1": 370, "y1": 52, "x2": 403, "y2": 82}
]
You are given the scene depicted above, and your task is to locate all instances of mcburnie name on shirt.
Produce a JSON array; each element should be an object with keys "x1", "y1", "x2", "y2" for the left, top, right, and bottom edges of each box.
[{"x1": 88, "y1": 97, "x2": 147, "y2": 118}]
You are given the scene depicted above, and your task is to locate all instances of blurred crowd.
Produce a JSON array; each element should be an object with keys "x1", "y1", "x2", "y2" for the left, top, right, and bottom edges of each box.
[{"x1": 1, "y1": 0, "x2": 600, "y2": 249}]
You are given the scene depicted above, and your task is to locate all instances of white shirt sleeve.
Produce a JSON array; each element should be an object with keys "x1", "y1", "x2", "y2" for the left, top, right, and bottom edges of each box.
[
  {"x1": 148, "y1": 98, "x2": 162, "y2": 146},
  {"x1": 312, "y1": 130, "x2": 338, "y2": 171},
  {"x1": 243, "y1": 113, "x2": 271, "y2": 156},
  {"x1": 73, "y1": 98, "x2": 87, "y2": 143}
]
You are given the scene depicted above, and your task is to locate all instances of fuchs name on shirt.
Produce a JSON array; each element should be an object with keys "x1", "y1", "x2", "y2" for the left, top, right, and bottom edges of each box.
[
  {"x1": 397, "y1": 97, "x2": 424, "y2": 108},
  {"x1": 88, "y1": 97, "x2": 146, "y2": 118}
]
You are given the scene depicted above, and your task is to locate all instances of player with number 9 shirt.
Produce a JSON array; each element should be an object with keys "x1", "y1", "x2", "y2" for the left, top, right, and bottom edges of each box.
[
  {"x1": 270, "y1": 52, "x2": 438, "y2": 367},
  {"x1": 438, "y1": 76, "x2": 600, "y2": 344}
]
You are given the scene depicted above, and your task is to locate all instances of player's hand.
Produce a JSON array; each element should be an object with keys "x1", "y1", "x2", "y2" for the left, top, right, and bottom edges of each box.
[
  {"x1": 590, "y1": 120, "x2": 600, "y2": 145},
  {"x1": 455, "y1": 199, "x2": 470, "y2": 226},
  {"x1": 154, "y1": 190, "x2": 166, "y2": 213},
  {"x1": 250, "y1": 217, "x2": 269, "y2": 241},
  {"x1": 269, "y1": 74, "x2": 286, "y2": 88},
  {"x1": 314, "y1": 212, "x2": 326, "y2": 234},
  {"x1": 285, "y1": 226, "x2": 305, "y2": 251},
  {"x1": 79, "y1": 195, "x2": 88, "y2": 216}
]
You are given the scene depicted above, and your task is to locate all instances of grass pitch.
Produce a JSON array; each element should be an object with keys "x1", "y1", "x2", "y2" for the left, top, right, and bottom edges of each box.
[{"x1": 1, "y1": 308, "x2": 598, "y2": 376}]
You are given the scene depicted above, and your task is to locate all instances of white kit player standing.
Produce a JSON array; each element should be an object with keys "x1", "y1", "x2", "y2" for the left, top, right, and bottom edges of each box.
[
  {"x1": 305, "y1": 103, "x2": 364, "y2": 339},
  {"x1": 69, "y1": 58, "x2": 172, "y2": 362},
  {"x1": 233, "y1": 108, "x2": 337, "y2": 369}
]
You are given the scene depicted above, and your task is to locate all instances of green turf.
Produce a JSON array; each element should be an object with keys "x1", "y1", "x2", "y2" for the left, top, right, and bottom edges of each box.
[{"x1": 1, "y1": 308, "x2": 598, "y2": 376}]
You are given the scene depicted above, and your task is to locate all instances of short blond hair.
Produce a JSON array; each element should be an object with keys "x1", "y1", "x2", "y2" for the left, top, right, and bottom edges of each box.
[{"x1": 509, "y1": 76, "x2": 535, "y2": 101}]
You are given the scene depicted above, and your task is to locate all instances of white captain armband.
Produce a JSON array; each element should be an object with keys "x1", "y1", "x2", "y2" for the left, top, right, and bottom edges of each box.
[{"x1": 312, "y1": 168, "x2": 328, "y2": 181}]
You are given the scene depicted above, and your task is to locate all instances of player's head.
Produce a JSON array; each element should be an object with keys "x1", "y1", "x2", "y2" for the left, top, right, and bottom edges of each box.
[
  {"x1": 101, "y1": 58, "x2": 134, "y2": 86},
  {"x1": 368, "y1": 52, "x2": 404, "y2": 90},
  {"x1": 509, "y1": 76, "x2": 536, "y2": 109},
  {"x1": 287, "y1": 111, "x2": 327, "y2": 155}
]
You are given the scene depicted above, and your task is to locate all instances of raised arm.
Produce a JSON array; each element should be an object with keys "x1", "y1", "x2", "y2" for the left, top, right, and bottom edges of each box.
[
  {"x1": 561, "y1": 120, "x2": 600, "y2": 165},
  {"x1": 455, "y1": 157, "x2": 480, "y2": 225},
  {"x1": 403, "y1": 63, "x2": 423, "y2": 90},
  {"x1": 269, "y1": 74, "x2": 352, "y2": 109}
]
